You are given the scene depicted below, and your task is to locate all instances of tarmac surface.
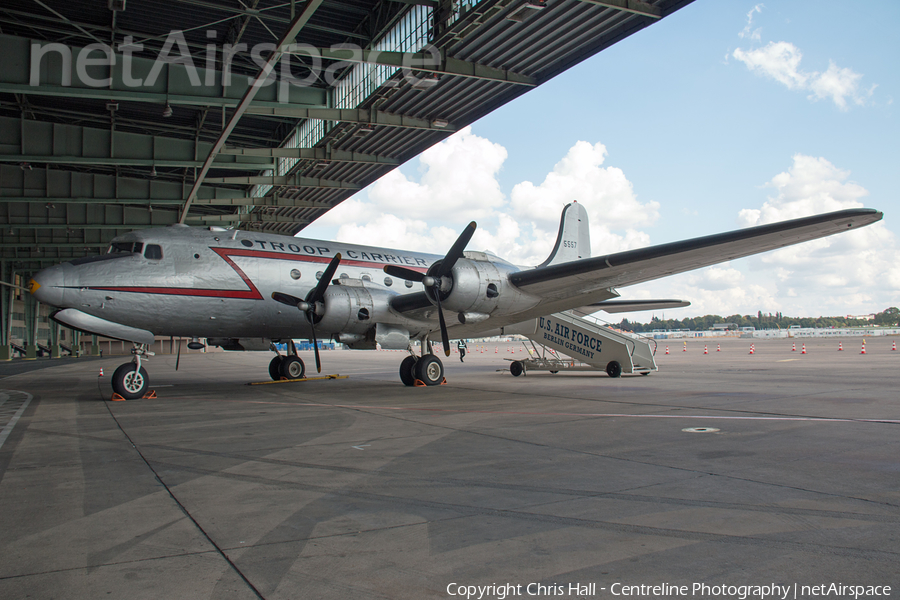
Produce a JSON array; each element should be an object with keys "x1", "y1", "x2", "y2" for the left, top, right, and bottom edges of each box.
[{"x1": 0, "y1": 337, "x2": 898, "y2": 599}]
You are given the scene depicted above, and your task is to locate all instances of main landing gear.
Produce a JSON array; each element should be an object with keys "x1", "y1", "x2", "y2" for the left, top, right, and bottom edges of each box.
[
  {"x1": 111, "y1": 344, "x2": 154, "y2": 399},
  {"x1": 399, "y1": 340, "x2": 445, "y2": 386},
  {"x1": 268, "y1": 341, "x2": 307, "y2": 381}
]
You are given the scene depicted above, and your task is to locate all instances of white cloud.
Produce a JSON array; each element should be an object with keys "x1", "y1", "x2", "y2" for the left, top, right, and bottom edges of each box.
[
  {"x1": 733, "y1": 40, "x2": 874, "y2": 110},
  {"x1": 733, "y1": 41, "x2": 808, "y2": 90},
  {"x1": 306, "y1": 133, "x2": 657, "y2": 266},
  {"x1": 612, "y1": 155, "x2": 896, "y2": 320},
  {"x1": 739, "y1": 4, "x2": 764, "y2": 42}
]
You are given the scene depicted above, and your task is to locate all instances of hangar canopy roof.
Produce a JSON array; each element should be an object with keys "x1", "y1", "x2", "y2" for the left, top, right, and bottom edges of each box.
[{"x1": 0, "y1": 0, "x2": 693, "y2": 271}]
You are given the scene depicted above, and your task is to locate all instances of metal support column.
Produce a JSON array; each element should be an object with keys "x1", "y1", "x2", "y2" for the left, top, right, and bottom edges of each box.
[
  {"x1": 91, "y1": 334, "x2": 100, "y2": 356},
  {"x1": 23, "y1": 292, "x2": 37, "y2": 359},
  {"x1": 0, "y1": 263, "x2": 11, "y2": 360}
]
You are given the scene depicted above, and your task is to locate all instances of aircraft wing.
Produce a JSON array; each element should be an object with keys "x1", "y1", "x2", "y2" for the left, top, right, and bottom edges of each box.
[{"x1": 508, "y1": 208, "x2": 882, "y2": 300}]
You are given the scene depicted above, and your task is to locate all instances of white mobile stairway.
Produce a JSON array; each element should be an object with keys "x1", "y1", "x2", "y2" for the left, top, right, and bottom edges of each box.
[{"x1": 503, "y1": 309, "x2": 658, "y2": 377}]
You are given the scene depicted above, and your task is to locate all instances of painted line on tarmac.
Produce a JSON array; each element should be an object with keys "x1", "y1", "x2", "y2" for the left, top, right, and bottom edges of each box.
[
  {"x1": 0, "y1": 390, "x2": 34, "y2": 451},
  {"x1": 213, "y1": 397, "x2": 900, "y2": 425}
]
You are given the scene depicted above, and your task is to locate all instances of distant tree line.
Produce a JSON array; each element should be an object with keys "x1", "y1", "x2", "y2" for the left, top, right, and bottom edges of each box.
[{"x1": 616, "y1": 307, "x2": 900, "y2": 333}]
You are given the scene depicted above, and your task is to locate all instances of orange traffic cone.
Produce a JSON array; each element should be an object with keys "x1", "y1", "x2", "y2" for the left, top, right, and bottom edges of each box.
[
  {"x1": 792, "y1": 343, "x2": 796, "y2": 352},
  {"x1": 838, "y1": 342, "x2": 843, "y2": 351},
  {"x1": 98, "y1": 368, "x2": 104, "y2": 377},
  {"x1": 749, "y1": 344, "x2": 755, "y2": 355},
  {"x1": 717, "y1": 344, "x2": 721, "y2": 352},
  {"x1": 892, "y1": 341, "x2": 896, "y2": 351},
  {"x1": 682, "y1": 344, "x2": 687, "y2": 352},
  {"x1": 801, "y1": 344, "x2": 807, "y2": 354},
  {"x1": 704, "y1": 345, "x2": 708, "y2": 355},
  {"x1": 495, "y1": 347, "x2": 498, "y2": 353},
  {"x1": 860, "y1": 343, "x2": 866, "y2": 355},
  {"x1": 665, "y1": 346, "x2": 669, "y2": 355}
]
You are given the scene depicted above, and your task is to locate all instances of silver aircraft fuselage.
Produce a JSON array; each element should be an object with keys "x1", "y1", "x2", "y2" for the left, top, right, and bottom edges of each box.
[{"x1": 32, "y1": 225, "x2": 448, "y2": 340}]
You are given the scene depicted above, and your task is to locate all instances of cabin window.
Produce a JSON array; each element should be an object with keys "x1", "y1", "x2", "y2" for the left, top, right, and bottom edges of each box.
[
  {"x1": 361, "y1": 274, "x2": 372, "y2": 282},
  {"x1": 133, "y1": 242, "x2": 143, "y2": 254},
  {"x1": 144, "y1": 244, "x2": 163, "y2": 260},
  {"x1": 384, "y1": 277, "x2": 393, "y2": 287},
  {"x1": 405, "y1": 280, "x2": 413, "y2": 288},
  {"x1": 315, "y1": 271, "x2": 323, "y2": 280},
  {"x1": 109, "y1": 241, "x2": 137, "y2": 253},
  {"x1": 290, "y1": 269, "x2": 301, "y2": 280}
]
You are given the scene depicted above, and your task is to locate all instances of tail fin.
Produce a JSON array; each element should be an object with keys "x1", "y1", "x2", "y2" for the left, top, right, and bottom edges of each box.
[{"x1": 537, "y1": 201, "x2": 591, "y2": 266}]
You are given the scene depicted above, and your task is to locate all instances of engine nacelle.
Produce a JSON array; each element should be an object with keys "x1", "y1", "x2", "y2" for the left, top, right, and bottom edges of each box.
[
  {"x1": 316, "y1": 282, "x2": 395, "y2": 336},
  {"x1": 441, "y1": 252, "x2": 541, "y2": 316}
]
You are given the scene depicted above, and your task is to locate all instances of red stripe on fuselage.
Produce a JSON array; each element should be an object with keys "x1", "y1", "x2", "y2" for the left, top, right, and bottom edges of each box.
[{"x1": 88, "y1": 247, "x2": 428, "y2": 298}]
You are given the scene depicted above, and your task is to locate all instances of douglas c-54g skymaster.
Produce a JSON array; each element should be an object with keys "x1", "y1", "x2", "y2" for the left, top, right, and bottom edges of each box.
[{"x1": 27, "y1": 202, "x2": 882, "y2": 399}]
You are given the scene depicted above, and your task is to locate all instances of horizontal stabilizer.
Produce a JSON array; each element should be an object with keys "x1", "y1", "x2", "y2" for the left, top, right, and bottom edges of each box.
[{"x1": 585, "y1": 299, "x2": 691, "y2": 313}]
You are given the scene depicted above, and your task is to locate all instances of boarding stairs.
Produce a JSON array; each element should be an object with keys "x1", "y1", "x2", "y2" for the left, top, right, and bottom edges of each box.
[{"x1": 505, "y1": 309, "x2": 658, "y2": 376}]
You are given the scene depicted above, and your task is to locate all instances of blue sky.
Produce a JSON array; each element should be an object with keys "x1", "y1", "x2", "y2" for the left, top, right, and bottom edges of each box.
[{"x1": 303, "y1": 1, "x2": 899, "y2": 320}]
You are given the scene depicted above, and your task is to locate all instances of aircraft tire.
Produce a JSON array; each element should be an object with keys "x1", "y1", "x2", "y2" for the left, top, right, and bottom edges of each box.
[
  {"x1": 606, "y1": 361, "x2": 622, "y2": 378},
  {"x1": 268, "y1": 356, "x2": 284, "y2": 381},
  {"x1": 280, "y1": 356, "x2": 306, "y2": 380},
  {"x1": 112, "y1": 363, "x2": 149, "y2": 400},
  {"x1": 399, "y1": 356, "x2": 417, "y2": 386},
  {"x1": 414, "y1": 355, "x2": 444, "y2": 386},
  {"x1": 509, "y1": 361, "x2": 524, "y2": 377}
]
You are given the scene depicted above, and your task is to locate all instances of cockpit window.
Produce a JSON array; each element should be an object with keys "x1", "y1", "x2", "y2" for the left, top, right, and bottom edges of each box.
[
  {"x1": 144, "y1": 244, "x2": 163, "y2": 260},
  {"x1": 108, "y1": 241, "x2": 144, "y2": 254}
]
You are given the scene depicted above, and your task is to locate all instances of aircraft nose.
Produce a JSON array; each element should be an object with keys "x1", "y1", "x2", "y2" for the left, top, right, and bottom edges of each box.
[{"x1": 29, "y1": 263, "x2": 68, "y2": 306}]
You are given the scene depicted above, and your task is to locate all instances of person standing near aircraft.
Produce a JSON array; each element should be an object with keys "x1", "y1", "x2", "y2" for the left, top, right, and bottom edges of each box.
[{"x1": 458, "y1": 339, "x2": 467, "y2": 362}]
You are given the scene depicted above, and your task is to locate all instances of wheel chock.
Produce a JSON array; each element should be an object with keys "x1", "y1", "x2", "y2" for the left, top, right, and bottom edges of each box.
[
  {"x1": 110, "y1": 393, "x2": 126, "y2": 402},
  {"x1": 142, "y1": 390, "x2": 157, "y2": 399},
  {"x1": 413, "y1": 377, "x2": 448, "y2": 387}
]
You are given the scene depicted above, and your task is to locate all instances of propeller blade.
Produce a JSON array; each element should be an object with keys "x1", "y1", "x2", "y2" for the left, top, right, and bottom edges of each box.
[
  {"x1": 434, "y1": 291, "x2": 451, "y2": 357},
  {"x1": 436, "y1": 221, "x2": 476, "y2": 278},
  {"x1": 272, "y1": 291, "x2": 303, "y2": 307},
  {"x1": 175, "y1": 340, "x2": 181, "y2": 371},
  {"x1": 310, "y1": 253, "x2": 342, "y2": 304},
  {"x1": 308, "y1": 311, "x2": 322, "y2": 373},
  {"x1": 384, "y1": 264, "x2": 425, "y2": 283}
]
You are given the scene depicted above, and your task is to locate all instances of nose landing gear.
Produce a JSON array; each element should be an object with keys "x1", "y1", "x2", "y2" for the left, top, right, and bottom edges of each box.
[{"x1": 111, "y1": 344, "x2": 154, "y2": 400}]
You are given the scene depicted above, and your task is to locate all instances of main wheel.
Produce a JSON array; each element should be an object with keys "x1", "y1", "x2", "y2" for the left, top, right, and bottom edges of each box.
[
  {"x1": 414, "y1": 355, "x2": 444, "y2": 386},
  {"x1": 112, "y1": 363, "x2": 149, "y2": 400},
  {"x1": 606, "y1": 361, "x2": 622, "y2": 378},
  {"x1": 268, "y1": 355, "x2": 284, "y2": 381},
  {"x1": 399, "y1": 356, "x2": 418, "y2": 386},
  {"x1": 280, "y1": 356, "x2": 306, "y2": 380},
  {"x1": 509, "y1": 361, "x2": 524, "y2": 377}
]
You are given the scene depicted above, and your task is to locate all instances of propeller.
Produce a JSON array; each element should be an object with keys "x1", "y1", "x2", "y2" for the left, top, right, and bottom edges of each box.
[
  {"x1": 272, "y1": 252, "x2": 342, "y2": 373},
  {"x1": 384, "y1": 221, "x2": 476, "y2": 356}
]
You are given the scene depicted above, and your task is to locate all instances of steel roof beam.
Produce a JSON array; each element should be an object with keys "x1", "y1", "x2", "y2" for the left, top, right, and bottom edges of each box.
[
  {"x1": 220, "y1": 146, "x2": 400, "y2": 165},
  {"x1": 0, "y1": 164, "x2": 245, "y2": 204},
  {"x1": 574, "y1": 0, "x2": 661, "y2": 19},
  {"x1": 203, "y1": 175, "x2": 360, "y2": 189},
  {"x1": 0, "y1": 195, "x2": 333, "y2": 208},
  {"x1": 179, "y1": 0, "x2": 325, "y2": 223},
  {"x1": 243, "y1": 107, "x2": 457, "y2": 131},
  {"x1": 313, "y1": 48, "x2": 537, "y2": 86},
  {"x1": 165, "y1": 0, "x2": 372, "y2": 41}
]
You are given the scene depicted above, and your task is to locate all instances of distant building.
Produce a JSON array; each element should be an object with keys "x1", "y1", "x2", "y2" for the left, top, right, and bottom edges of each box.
[{"x1": 847, "y1": 314, "x2": 876, "y2": 321}]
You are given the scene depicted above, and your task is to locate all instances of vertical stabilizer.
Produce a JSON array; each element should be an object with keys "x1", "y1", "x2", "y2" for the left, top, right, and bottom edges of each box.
[{"x1": 538, "y1": 201, "x2": 591, "y2": 266}]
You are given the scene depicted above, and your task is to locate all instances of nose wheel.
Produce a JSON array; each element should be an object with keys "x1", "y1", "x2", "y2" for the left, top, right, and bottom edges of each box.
[{"x1": 112, "y1": 363, "x2": 150, "y2": 400}]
